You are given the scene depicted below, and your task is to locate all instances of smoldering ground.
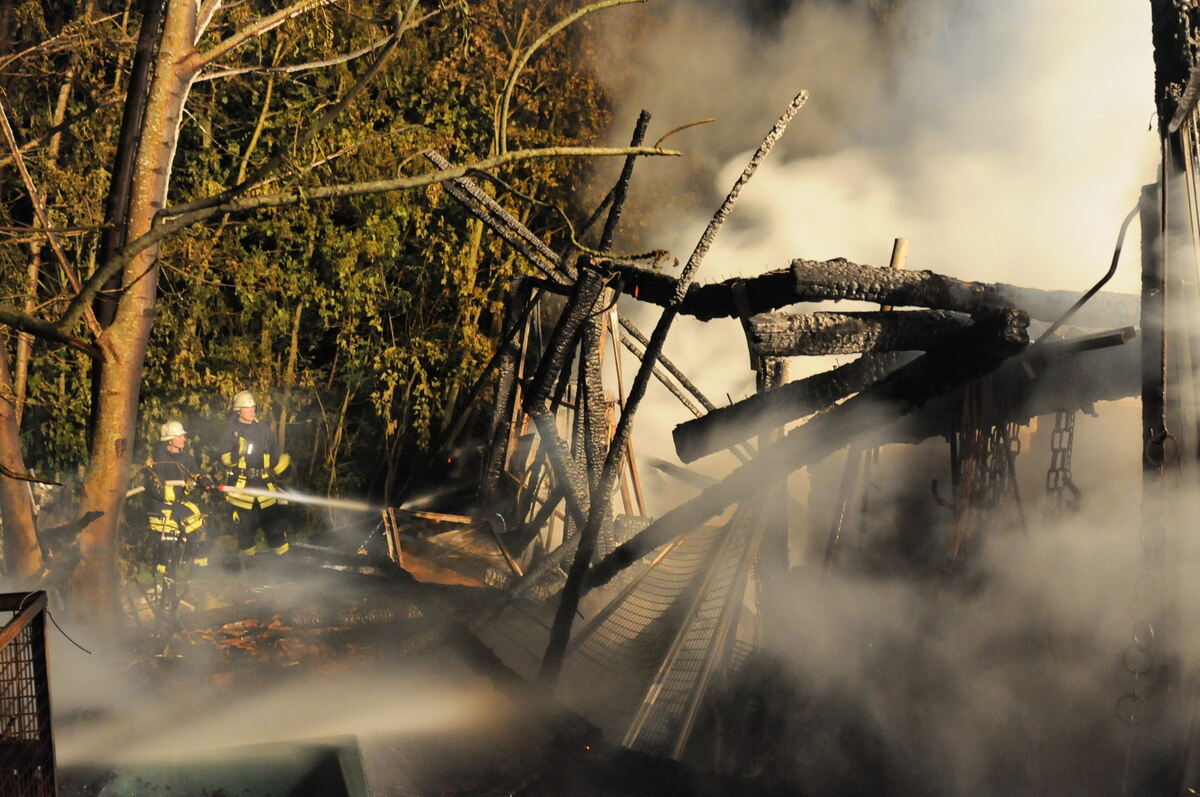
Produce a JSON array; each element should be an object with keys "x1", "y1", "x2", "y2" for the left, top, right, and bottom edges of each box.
[{"x1": 44, "y1": 555, "x2": 570, "y2": 794}]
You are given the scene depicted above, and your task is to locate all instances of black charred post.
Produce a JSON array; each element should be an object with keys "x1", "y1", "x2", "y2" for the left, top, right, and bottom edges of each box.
[
  {"x1": 575, "y1": 328, "x2": 607, "y2": 489},
  {"x1": 1141, "y1": 183, "x2": 1167, "y2": 477},
  {"x1": 479, "y1": 281, "x2": 533, "y2": 510},
  {"x1": 587, "y1": 309, "x2": 1029, "y2": 592},
  {"x1": 522, "y1": 267, "x2": 611, "y2": 527},
  {"x1": 673, "y1": 352, "x2": 915, "y2": 463},
  {"x1": 598, "y1": 110, "x2": 651, "y2": 252},
  {"x1": 746, "y1": 309, "x2": 972, "y2": 357},
  {"x1": 575, "y1": 111, "x2": 651, "y2": 501}
]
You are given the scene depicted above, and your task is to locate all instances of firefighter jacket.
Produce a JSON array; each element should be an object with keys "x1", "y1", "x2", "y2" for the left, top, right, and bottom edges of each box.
[
  {"x1": 147, "y1": 441, "x2": 204, "y2": 538},
  {"x1": 221, "y1": 417, "x2": 291, "y2": 509}
]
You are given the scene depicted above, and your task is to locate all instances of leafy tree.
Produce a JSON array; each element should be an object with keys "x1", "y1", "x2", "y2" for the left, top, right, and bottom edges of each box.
[{"x1": 0, "y1": 0, "x2": 669, "y2": 616}]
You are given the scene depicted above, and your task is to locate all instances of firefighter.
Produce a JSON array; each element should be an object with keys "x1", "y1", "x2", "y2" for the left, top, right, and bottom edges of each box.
[
  {"x1": 221, "y1": 390, "x2": 291, "y2": 557},
  {"x1": 147, "y1": 420, "x2": 209, "y2": 571}
]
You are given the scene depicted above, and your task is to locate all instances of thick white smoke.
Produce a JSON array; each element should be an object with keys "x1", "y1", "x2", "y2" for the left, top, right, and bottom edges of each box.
[
  {"x1": 578, "y1": 1, "x2": 1181, "y2": 792},
  {"x1": 587, "y1": 0, "x2": 1157, "y2": 477}
]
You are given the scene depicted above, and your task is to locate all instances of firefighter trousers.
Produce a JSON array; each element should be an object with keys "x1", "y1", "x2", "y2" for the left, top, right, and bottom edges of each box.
[{"x1": 230, "y1": 502, "x2": 287, "y2": 554}]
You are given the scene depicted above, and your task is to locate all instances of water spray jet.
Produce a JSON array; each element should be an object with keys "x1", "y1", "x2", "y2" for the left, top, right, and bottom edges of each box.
[{"x1": 216, "y1": 485, "x2": 379, "y2": 513}]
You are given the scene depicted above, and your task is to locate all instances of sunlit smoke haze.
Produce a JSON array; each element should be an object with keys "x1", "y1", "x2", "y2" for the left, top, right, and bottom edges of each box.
[
  {"x1": 566, "y1": 2, "x2": 1179, "y2": 790},
  {"x1": 584, "y1": 0, "x2": 1157, "y2": 475},
  {"x1": 54, "y1": 659, "x2": 505, "y2": 767}
]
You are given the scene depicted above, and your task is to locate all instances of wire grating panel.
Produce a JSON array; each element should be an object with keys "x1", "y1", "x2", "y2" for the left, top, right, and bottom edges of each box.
[
  {"x1": 625, "y1": 509, "x2": 761, "y2": 758},
  {"x1": 0, "y1": 593, "x2": 55, "y2": 797},
  {"x1": 557, "y1": 521, "x2": 735, "y2": 741}
]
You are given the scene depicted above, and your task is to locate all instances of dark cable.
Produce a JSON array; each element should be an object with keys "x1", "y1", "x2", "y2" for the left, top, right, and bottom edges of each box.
[
  {"x1": 1035, "y1": 202, "x2": 1139, "y2": 344},
  {"x1": 46, "y1": 610, "x2": 93, "y2": 655}
]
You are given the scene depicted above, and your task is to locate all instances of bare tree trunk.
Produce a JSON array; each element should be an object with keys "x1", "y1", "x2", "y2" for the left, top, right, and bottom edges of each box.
[
  {"x1": 0, "y1": 342, "x2": 42, "y2": 579},
  {"x1": 325, "y1": 384, "x2": 354, "y2": 496},
  {"x1": 14, "y1": 68, "x2": 75, "y2": 421},
  {"x1": 277, "y1": 301, "x2": 302, "y2": 451},
  {"x1": 13, "y1": 248, "x2": 40, "y2": 422},
  {"x1": 73, "y1": 0, "x2": 198, "y2": 620}
]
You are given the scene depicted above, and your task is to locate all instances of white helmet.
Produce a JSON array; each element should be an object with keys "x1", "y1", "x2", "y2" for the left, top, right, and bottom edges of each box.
[
  {"x1": 159, "y1": 420, "x2": 187, "y2": 441},
  {"x1": 232, "y1": 390, "x2": 256, "y2": 410}
]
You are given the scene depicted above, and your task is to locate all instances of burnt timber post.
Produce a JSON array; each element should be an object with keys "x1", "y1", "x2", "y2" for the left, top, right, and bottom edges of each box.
[{"x1": 754, "y1": 356, "x2": 789, "y2": 633}]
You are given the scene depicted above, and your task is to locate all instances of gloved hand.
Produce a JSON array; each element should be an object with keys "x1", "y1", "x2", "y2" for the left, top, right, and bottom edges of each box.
[{"x1": 195, "y1": 474, "x2": 216, "y2": 491}]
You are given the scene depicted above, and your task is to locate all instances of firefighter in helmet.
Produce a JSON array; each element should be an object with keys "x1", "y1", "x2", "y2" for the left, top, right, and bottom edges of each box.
[
  {"x1": 221, "y1": 390, "x2": 291, "y2": 557},
  {"x1": 147, "y1": 419, "x2": 209, "y2": 571}
]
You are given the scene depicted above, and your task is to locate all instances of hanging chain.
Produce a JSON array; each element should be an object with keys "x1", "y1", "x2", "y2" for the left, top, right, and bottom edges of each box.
[
  {"x1": 976, "y1": 421, "x2": 1020, "y2": 513},
  {"x1": 1044, "y1": 409, "x2": 1080, "y2": 518},
  {"x1": 946, "y1": 420, "x2": 1022, "y2": 570}
]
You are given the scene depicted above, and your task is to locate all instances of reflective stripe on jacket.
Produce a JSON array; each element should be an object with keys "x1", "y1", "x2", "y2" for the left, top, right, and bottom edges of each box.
[{"x1": 221, "y1": 418, "x2": 290, "y2": 509}]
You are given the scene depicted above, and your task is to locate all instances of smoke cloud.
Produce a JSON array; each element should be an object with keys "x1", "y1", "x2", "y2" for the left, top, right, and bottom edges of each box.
[
  {"x1": 585, "y1": 0, "x2": 1157, "y2": 473},
  {"x1": 574, "y1": 0, "x2": 1181, "y2": 792}
]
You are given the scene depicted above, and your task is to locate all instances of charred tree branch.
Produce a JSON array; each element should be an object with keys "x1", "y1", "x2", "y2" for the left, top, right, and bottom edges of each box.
[{"x1": 425, "y1": 150, "x2": 565, "y2": 280}]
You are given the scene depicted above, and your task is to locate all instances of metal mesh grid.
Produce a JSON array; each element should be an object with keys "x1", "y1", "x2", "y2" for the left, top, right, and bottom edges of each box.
[
  {"x1": 0, "y1": 593, "x2": 55, "y2": 797},
  {"x1": 624, "y1": 510, "x2": 761, "y2": 757},
  {"x1": 476, "y1": 596, "x2": 555, "y2": 680},
  {"x1": 555, "y1": 521, "x2": 732, "y2": 741},
  {"x1": 478, "y1": 507, "x2": 763, "y2": 755}
]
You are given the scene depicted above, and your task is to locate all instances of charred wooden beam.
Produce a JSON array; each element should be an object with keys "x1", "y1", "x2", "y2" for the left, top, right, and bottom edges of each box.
[
  {"x1": 574, "y1": 111, "x2": 651, "y2": 497},
  {"x1": 747, "y1": 309, "x2": 971, "y2": 357},
  {"x1": 586, "y1": 309, "x2": 1029, "y2": 591},
  {"x1": 1141, "y1": 181, "x2": 1168, "y2": 476},
  {"x1": 879, "y1": 328, "x2": 1138, "y2": 448},
  {"x1": 479, "y1": 281, "x2": 534, "y2": 509},
  {"x1": 541, "y1": 91, "x2": 811, "y2": 686},
  {"x1": 673, "y1": 352, "x2": 916, "y2": 463},
  {"x1": 603, "y1": 256, "x2": 1139, "y2": 326},
  {"x1": 598, "y1": 110, "x2": 651, "y2": 251}
]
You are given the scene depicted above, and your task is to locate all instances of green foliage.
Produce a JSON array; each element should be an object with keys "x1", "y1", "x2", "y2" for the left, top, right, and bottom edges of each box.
[{"x1": 0, "y1": 0, "x2": 613, "y2": 504}]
